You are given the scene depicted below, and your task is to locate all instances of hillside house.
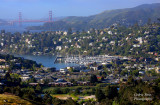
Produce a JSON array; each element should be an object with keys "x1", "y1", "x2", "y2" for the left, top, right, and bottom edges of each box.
[
  {"x1": 155, "y1": 67, "x2": 160, "y2": 73},
  {"x1": 21, "y1": 74, "x2": 32, "y2": 81},
  {"x1": 60, "y1": 68, "x2": 68, "y2": 73},
  {"x1": 56, "y1": 46, "x2": 62, "y2": 50}
]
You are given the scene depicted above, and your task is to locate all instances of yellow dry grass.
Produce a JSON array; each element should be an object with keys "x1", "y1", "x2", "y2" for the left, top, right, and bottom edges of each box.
[{"x1": 0, "y1": 94, "x2": 33, "y2": 105}]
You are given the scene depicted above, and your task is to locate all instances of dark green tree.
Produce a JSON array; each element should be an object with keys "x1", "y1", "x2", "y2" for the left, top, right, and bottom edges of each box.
[
  {"x1": 1, "y1": 29, "x2": 5, "y2": 34},
  {"x1": 95, "y1": 88, "x2": 105, "y2": 102},
  {"x1": 68, "y1": 28, "x2": 72, "y2": 35},
  {"x1": 90, "y1": 75, "x2": 98, "y2": 83},
  {"x1": 35, "y1": 84, "x2": 42, "y2": 93},
  {"x1": 105, "y1": 86, "x2": 118, "y2": 99}
]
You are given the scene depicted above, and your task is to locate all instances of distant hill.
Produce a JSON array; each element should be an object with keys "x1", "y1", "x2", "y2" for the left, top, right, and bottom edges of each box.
[
  {"x1": 0, "y1": 19, "x2": 7, "y2": 25},
  {"x1": 38, "y1": 16, "x2": 66, "y2": 22},
  {"x1": 27, "y1": 3, "x2": 160, "y2": 30}
]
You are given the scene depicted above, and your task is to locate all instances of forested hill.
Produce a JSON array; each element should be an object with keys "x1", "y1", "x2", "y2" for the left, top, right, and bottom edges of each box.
[{"x1": 27, "y1": 3, "x2": 160, "y2": 30}]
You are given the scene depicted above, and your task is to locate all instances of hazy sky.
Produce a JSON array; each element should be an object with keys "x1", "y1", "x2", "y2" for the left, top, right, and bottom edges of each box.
[{"x1": 0, "y1": 0, "x2": 160, "y2": 20}]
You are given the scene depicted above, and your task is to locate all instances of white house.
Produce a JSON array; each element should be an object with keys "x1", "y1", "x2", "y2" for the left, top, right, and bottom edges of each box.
[
  {"x1": 139, "y1": 71, "x2": 145, "y2": 75},
  {"x1": 155, "y1": 67, "x2": 160, "y2": 73},
  {"x1": 133, "y1": 44, "x2": 141, "y2": 48},
  {"x1": 63, "y1": 31, "x2": 68, "y2": 35},
  {"x1": 77, "y1": 45, "x2": 81, "y2": 48},
  {"x1": 89, "y1": 43, "x2": 93, "y2": 46},
  {"x1": 60, "y1": 68, "x2": 68, "y2": 73},
  {"x1": 1, "y1": 43, "x2": 4, "y2": 46},
  {"x1": 56, "y1": 46, "x2": 62, "y2": 50},
  {"x1": 137, "y1": 37, "x2": 143, "y2": 44},
  {"x1": 108, "y1": 31, "x2": 113, "y2": 35},
  {"x1": 110, "y1": 41, "x2": 115, "y2": 45},
  {"x1": 21, "y1": 74, "x2": 31, "y2": 81},
  {"x1": 65, "y1": 46, "x2": 68, "y2": 49}
]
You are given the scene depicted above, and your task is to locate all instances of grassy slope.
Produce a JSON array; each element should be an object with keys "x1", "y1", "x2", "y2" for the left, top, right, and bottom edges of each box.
[{"x1": 0, "y1": 94, "x2": 33, "y2": 105}]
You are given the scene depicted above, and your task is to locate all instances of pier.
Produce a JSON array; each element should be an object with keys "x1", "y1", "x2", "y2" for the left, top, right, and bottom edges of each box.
[{"x1": 54, "y1": 57, "x2": 65, "y2": 63}]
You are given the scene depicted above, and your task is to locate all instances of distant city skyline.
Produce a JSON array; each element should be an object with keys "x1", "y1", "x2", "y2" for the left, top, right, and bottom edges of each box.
[{"x1": 0, "y1": 0, "x2": 160, "y2": 20}]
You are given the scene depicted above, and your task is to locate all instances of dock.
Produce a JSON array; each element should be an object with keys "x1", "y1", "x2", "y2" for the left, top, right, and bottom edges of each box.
[{"x1": 54, "y1": 57, "x2": 65, "y2": 63}]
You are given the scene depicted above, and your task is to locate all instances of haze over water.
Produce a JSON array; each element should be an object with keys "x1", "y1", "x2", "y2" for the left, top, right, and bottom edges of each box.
[{"x1": 0, "y1": 23, "x2": 44, "y2": 33}]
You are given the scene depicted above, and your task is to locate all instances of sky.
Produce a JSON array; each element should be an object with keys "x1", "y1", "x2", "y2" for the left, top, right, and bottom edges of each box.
[{"x1": 0, "y1": 0, "x2": 160, "y2": 20}]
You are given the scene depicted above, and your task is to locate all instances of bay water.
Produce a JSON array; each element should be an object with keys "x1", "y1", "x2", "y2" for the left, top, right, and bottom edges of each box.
[{"x1": 14, "y1": 54, "x2": 78, "y2": 70}]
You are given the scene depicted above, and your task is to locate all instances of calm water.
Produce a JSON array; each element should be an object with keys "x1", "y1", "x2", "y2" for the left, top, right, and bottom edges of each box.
[
  {"x1": 0, "y1": 23, "x2": 44, "y2": 33},
  {"x1": 14, "y1": 54, "x2": 78, "y2": 70},
  {"x1": 1, "y1": 24, "x2": 78, "y2": 70}
]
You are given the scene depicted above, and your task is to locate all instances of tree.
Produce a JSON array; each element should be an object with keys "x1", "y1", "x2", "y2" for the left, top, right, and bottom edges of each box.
[
  {"x1": 62, "y1": 88, "x2": 70, "y2": 94},
  {"x1": 118, "y1": 79, "x2": 156, "y2": 105},
  {"x1": 157, "y1": 18, "x2": 160, "y2": 23},
  {"x1": 105, "y1": 86, "x2": 118, "y2": 99},
  {"x1": 147, "y1": 18, "x2": 151, "y2": 25},
  {"x1": 47, "y1": 67, "x2": 56, "y2": 72},
  {"x1": 4, "y1": 72, "x2": 12, "y2": 86},
  {"x1": 100, "y1": 98, "x2": 113, "y2": 105},
  {"x1": 68, "y1": 67, "x2": 74, "y2": 72},
  {"x1": 74, "y1": 87, "x2": 81, "y2": 95},
  {"x1": 52, "y1": 97, "x2": 65, "y2": 105},
  {"x1": 90, "y1": 75, "x2": 98, "y2": 83},
  {"x1": 68, "y1": 28, "x2": 72, "y2": 35},
  {"x1": 90, "y1": 28, "x2": 95, "y2": 33},
  {"x1": 1, "y1": 29, "x2": 5, "y2": 34},
  {"x1": 28, "y1": 77, "x2": 37, "y2": 83},
  {"x1": 65, "y1": 98, "x2": 78, "y2": 105},
  {"x1": 95, "y1": 88, "x2": 105, "y2": 102},
  {"x1": 32, "y1": 64, "x2": 36, "y2": 71},
  {"x1": 43, "y1": 93, "x2": 52, "y2": 104},
  {"x1": 127, "y1": 76, "x2": 135, "y2": 85},
  {"x1": 120, "y1": 70, "x2": 128, "y2": 76},
  {"x1": 93, "y1": 62, "x2": 97, "y2": 66},
  {"x1": 131, "y1": 70, "x2": 139, "y2": 76},
  {"x1": 35, "y1": 84, "x2": 42, "y2": 93},
  {"x1": 4, "y1": 72, "x2": 11, "y2": 80}
]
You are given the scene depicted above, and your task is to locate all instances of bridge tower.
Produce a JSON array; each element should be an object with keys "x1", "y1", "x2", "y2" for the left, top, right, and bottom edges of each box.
[
  {"x1": 19, "y1": 12, "x2": 22, "y2": 26},
  {"x1": 49, "y1": 11, "x2": 53, "y2": 22}
]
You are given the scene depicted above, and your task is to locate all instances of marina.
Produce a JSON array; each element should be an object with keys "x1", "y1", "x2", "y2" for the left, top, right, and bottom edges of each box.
[{"x1": 64, "y1": 55, "x2": 121, "y2": 65}]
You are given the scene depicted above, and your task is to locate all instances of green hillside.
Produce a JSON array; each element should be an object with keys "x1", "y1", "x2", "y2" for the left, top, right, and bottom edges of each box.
[{"x1": 28, "y1": 3, "x2": 160, "y2": 30}]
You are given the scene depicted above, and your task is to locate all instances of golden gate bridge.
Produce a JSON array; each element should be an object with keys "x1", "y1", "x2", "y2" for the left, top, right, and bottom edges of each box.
[{"x1": 9, "y1": 11, "x2": 53, "y2": 26}]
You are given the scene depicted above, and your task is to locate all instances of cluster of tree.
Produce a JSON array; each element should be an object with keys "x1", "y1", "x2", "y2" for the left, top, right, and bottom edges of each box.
[
  {"x1": 1, "y1": 86, "x2": 78, "y2": 105},
  {"x1": 1, "y1": 72, "x2": 95, "y2": 105},
  {"x1": 1, "y1": 71, "x2": 160, "y2": 105},
  {"x1": 0, "y1": 54, "x2": 42, "y2": 70},
  {"x1": 43, "y1": 87, "x2": 96, "y2": 96},
  {"x1": 95, "y1": 76, "x2": 160, "y2": 105},
  {"x1": 0, "y1": 72, "x2": 79, "y2": 105}
]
